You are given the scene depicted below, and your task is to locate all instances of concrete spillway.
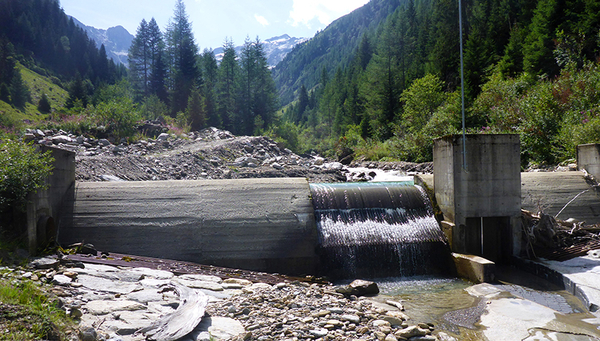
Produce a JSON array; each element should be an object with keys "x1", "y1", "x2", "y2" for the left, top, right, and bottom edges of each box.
[{"x1": 59, "y1": 178, "x2": 320, "y2": 275}]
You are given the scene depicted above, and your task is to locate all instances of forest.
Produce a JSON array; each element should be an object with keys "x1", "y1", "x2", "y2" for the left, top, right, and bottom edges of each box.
[{"x1": 1, "y1": 0, "x2": 600, "y2": 168}]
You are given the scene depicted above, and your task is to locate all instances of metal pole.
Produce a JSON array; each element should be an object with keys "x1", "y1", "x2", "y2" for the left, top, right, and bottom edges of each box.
[{"x1": 459, "y1": 0, "x2": 467, "y2": 171}]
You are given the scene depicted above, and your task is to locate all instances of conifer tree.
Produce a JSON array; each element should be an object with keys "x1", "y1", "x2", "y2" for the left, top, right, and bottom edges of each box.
[
  {"x1": 38, "y1": 93, "x2": 51, "y2": 113},
  {"x1": 186, "y1": 87, "x2": 205, "y2": 131},
  {"x1": 129, "y1": 19, "x2": 150, "y2": 99},
  {"x1": 9, "y1": 70, "x2": 30, "y2": 109},
  {"x1": 165, "y1": 0, "x2": 200, "y2": 115},
  {"x1": 200, "y1": 49, "x2": 219, "y2": 127},
  {"x1": 216, "y1": 39, "x2": 240, "y2": 131}
]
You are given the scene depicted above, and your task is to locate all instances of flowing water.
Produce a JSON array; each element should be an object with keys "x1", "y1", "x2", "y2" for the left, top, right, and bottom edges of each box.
[
  {"x1": 310, "y1": 181, "x2": 453, "y2": 279},
  {"x1": 310, "y1": 180, "x2": 600, "y2": 339}
]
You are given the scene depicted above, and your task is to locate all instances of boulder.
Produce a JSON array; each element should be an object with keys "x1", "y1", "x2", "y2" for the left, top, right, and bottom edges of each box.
[{"x1": 336, "y1": 279, "x2": 379, "y2": 296}]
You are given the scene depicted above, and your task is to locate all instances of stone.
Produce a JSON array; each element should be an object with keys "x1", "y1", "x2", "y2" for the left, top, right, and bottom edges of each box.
[
  {"x1": 79, "y1": 327, "x2": 97, "y2": 341},
  {"x1": 126, "y1": 289, "x2": 163, "y2": 303},
  {"x1": 85, "y1": 300, "x2": 146, "y2": 315},
  {"x1": 77, "y1": 274, "x2": 142, "y2": 294},
  {"x1": 384, "y1": 334, "x2": 398, "y2": 341},
  {"x1": 386, "y1": 300, "x2": 404, "y2": 311},
  {"x1": 383, "y1": 316, "x2": 405, "y2": 327},
  {"x1": 336, "y1": 279, "x2": 379, "y2": 296},
  {"x1": 309, "y1": 328, "x2": 329, "y2": 338},
  {"x1": 386, "y1": 310, "x2": 409, "y2": 321},
  {"x1": 341, "y1": 314, "x2": 361, "y2": 324},
  {"x1": 98, "y1": 139, "x2": 111, "y2": 146},
  {"x1": 140, "y1": 278, "x2": 171, "y2": 288},
  {"x1": 313, "y1": 157, "x2": 325, "y2": 166},
  {"x1": 30, "y1": 257, "x2": 59, "y2": 270},
  {"x1": 130, "y1": 267, "x2": 174, "y2": 280},
  {"x1": 272, "y1": 162, "x2": 283, "y2": 170},
  {"x1": 52, "y1": 135, "x2": 72, "y2": 144},
  {"x1": 394, "y1": 325, "x2": 430, "y2": 339},
  {"x1": 373, "y1": 320, "x2": 391, "y2": 328},
  {"x1": 174, "y1": 278, "x2": 224, "y2": 291},
  {"x1": 52, "y1": 274, "x2": 72, "y2": 286},
  {"x1": 178, "y1": 274, "x2": 222, "y2": 283},
  {"x1": 157, "y1": 133, "x2": 170, "y2": 141},
  {"x1": 195, "y1": 316, "x2": 245, "y2": 340},
  {"x1": 223, "y1": 278, "x2": 252, "y2": 286}
]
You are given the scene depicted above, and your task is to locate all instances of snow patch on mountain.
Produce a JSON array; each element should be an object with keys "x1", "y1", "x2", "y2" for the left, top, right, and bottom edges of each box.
[
  {"x1": 71, "y1": 17, "x2": 134, "y2": 66},
  {"x1": 213, "y1": 34, "x2": 308, "y2": 68}
]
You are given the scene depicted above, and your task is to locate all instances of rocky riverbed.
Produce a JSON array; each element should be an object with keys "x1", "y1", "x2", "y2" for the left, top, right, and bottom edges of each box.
[
  {"x1": 24, "y1": 126, "x2": 433, "y2": 183},
  {"x1": 1, "y1": 255, "x2": 441, "y2": 341}
]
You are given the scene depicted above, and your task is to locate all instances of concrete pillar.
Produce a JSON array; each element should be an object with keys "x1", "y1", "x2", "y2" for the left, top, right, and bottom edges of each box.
[
  {"x1": 27, "y1": 146, "x2": 75, "y2": 254},
  {"x1": 577, "y1": 144, "x2": 600, "y2": 179},
  {"x1": 433, "y1": 134, "x2": 521, "y2": 262}
]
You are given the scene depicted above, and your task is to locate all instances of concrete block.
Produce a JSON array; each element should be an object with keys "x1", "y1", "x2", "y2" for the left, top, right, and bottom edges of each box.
[
  {"x1": 452, "y1": 252, "x2": 495, "y2": 283},
  {"x1": 577, "y1": 144, "x2": 600, "y2": 180}
]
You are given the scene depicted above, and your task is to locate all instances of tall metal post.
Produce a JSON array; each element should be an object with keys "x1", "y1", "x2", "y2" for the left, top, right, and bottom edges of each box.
[{"x1": 459, "y1": 0, "x2": 467, "y2": 170}]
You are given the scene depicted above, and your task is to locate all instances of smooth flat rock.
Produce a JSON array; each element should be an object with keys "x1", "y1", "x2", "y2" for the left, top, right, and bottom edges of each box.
[
  {"x1": 126, "y1": 289, "x2": 164, "y2": 304},
  {"x1": 173, "y1": 278, "x2": 224, "y2": 291},
  {"x1": 194, "y1": 316, "x2": 245, "y2": 340},
  {"x1": 78, "y1": 275, "x2": 142, "y2": 294},
  {"x1": 129, "y1": 267, "x2": 174, "y2": 280},
  {"x1": 479, "y1": 297, "x2": 600, "y2": 341},
  {"x1": 140, "y1": 278, "x2": 170, "y2": 288},
  {"x1": 85, "y1": 300, "x2": 146, "y2": 315},
  {"x1": 178, "y1": 274, "x2": 222, "y2": 283}
]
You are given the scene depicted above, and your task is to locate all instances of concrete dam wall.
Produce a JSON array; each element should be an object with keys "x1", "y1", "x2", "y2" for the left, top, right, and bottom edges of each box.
[{"x1": 59, "y1": 178, "x2": 320, "y2": 275}]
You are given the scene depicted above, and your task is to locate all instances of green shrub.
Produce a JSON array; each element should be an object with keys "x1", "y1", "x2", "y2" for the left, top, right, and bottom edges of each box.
[{"x1": 0, "y1": 140, "x2": 54, "y2": 214}]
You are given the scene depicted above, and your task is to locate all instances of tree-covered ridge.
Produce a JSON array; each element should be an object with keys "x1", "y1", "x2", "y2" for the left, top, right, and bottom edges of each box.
[
  {"x1": 273, "y1": 0, "x2": 404, "y2": 105},
  {"x1": 274, "y1": 0, "x2": 600, "y2": 166},
  {"x1": 0, "y1": 0, "x2": 125, "y2": 84}
]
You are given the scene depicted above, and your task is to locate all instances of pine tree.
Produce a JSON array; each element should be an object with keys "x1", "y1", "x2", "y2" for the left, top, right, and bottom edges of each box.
[
  {"x1": 9, "y1": 69, "x2": 30, "y2": 109},
  {"x1": 165, "y1": 0, "x2": 200, "y2": 115},
  {"x1": 186, "y1": 87, "x2": 205, "y2": 131},
  {"x1": 65, "y1": 72, "x2": 87, "y2": 109},
  {"x1": 200, "y1": 49, "x2": 219, "y2": 127},
  {"x1": 238, "y1": 37, "x2": 278, "y2": 135},
  {"x1": 129, "y1": 19, "x2": 150, "y2": 99},
  {"x1": 37, "y1": 93, "x2": 51, "y2": 113},
  {"x1": 148, "y1": 18, "x2": 167, "y2": 102},
  {"x1": 216, "y1": 39, "x2": 240, "y2": 131}
]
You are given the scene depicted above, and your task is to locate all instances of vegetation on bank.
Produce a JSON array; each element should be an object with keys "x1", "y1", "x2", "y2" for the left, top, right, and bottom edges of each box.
[{"x1": 0, "y1": 274, "x2": 75, "y2": 341}]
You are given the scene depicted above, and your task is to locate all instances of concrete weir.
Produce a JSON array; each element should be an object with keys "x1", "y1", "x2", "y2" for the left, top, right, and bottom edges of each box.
[{"x1": 59, "y1": 178, "x2": 319, "y2": 275}]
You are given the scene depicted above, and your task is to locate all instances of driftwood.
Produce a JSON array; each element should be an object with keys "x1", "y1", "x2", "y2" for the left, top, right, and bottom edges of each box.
[{"x1": 138, "y1": 284, "x2": 209, "y2": 341}]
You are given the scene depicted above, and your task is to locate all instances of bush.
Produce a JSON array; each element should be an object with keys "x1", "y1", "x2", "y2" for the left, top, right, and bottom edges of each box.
[
  {"x1": 90, "y1": 98, "x2": 141, "y2": 139},
  {"x1": 0, "y1": 140, "x2": 54, "y2": 214}
]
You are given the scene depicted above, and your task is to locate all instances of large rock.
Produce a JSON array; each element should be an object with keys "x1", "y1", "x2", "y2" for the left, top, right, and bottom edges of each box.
[
  {"x1": 336, "y1": 279, "x2": 379, "y2": 296},
  {"x1": 77, "y1": 274, "x2": 142, "y2": 294},
  {"x1": 85, "y1": 300, "x2": 146, "y2": 315}
]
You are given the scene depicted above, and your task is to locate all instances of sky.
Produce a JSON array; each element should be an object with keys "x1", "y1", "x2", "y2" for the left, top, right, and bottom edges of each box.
[{"x1": 59, "y1": 0, "x2": 371, "y2": 50}]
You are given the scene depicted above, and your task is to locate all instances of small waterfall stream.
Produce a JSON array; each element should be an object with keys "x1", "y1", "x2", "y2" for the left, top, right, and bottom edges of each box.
[{"x1": 310, "y1": 182, "x2": 454, "y2": 279}]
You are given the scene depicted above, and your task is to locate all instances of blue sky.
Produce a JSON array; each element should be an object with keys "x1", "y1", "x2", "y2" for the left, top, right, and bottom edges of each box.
[{"x1": 59, "y1": 0, "x2": 371, "y2": 50}]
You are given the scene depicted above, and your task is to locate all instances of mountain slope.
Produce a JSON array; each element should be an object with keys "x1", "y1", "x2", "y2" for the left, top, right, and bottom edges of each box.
[
  {"x1": 71, "y1": 17, "x2": 134, "y2": 66},
  {"x1": 272, "y1": 0, "x2": 404, "y2": 105}
]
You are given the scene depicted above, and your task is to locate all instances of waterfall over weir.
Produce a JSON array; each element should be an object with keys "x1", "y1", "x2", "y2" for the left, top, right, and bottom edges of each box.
[{"x1": 310, "y1": 182, "x2": 454, "y2": 279}]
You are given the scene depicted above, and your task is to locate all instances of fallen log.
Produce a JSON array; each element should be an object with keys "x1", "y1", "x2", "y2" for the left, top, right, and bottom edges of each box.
[{"x1": 138, "y1": 284, "x2": 209, "y2": 341}]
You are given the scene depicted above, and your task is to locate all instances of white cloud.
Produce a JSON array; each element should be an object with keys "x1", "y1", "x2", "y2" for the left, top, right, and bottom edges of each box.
[
  {"x1": 255, "y1": 14, "x2": 270, "y2": 27},
  {"x1": 289, "y1": 0, "x2": 370, "y2": 28}
]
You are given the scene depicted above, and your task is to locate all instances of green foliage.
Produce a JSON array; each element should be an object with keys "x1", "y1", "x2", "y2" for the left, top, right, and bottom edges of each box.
[
  {"x1": 0, "y1": 278, "x2": 74, "y2": 340},
  {"x1": 37, "y1": 92, "x2": 51, "y2": 113},
  {"x1": 89, "y1": 98, "x2": 140, "y2": 139},
  {"x1": 139, "y1": 94, "x2": 168, "y2": 121},
  {"x1": 0, "y1": 140, "x2": 54, "y2": 213},
  {"x1": 399, "y1": 74, "x2": 446, "y2": 133}
]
